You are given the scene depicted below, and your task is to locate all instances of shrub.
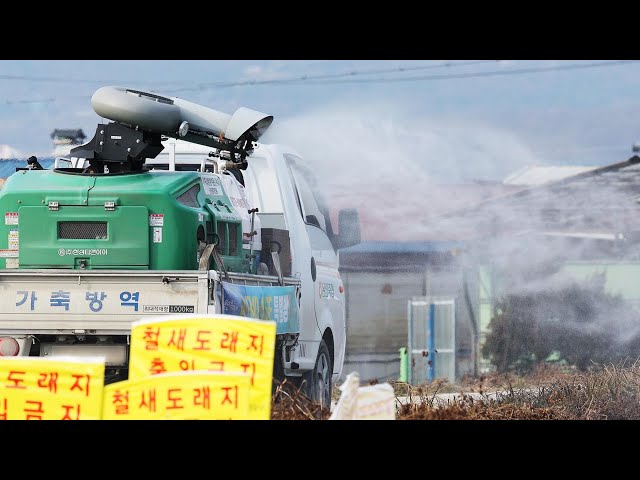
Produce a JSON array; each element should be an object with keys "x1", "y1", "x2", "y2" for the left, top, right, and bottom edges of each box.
[{"x1": 482, "y1": 274, "x2": 640, "y2": 373}]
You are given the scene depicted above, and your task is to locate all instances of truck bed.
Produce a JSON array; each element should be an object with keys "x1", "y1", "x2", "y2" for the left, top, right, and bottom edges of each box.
[{"x1": 0, "y1": 269, "x2": 301, "y2": 335}]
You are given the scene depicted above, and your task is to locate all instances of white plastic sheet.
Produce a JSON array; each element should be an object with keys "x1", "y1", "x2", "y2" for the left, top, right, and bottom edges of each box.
[{"x1": 330, "y1": 372, "x2": 396, "y2": 420}]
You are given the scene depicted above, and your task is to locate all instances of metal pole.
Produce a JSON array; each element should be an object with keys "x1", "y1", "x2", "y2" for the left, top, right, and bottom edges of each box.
[
  {"x1": 248, "y1": 208, "x2": 258, "y2": 274},
  {"x1": 407, "y1": 300, "x2": 413, "y2": 385},
  {"x1": 399, "y1": 347, "x2": 408, "y2": 382},
  {"x1": 168, "y1": 141, "x2": 176, "y2": 171},
  {"x1": 428, "y1": 302, "x2": 435, "y2": 382}
]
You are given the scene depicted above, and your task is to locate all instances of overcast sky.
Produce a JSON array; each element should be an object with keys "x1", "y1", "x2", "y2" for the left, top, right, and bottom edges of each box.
[{"x1": 1, "y1": 60, "x2": 639, "y2": 183}]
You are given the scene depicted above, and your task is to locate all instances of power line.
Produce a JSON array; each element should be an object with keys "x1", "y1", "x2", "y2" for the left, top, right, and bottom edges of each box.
[
  {"x1": 0, "y1": 74, "x2": 188, "y2": 86},
  {"x1": 0, "y1": 61, "x2": 497, "y2": 90},
  {"x1": 162, "y1": 60, "x2": 500, "y2": 92},
  {"x1": 2, "y1": 61, "x2": 638, "y2": 106},
  {"x1": 0, "y1": 61, "x2": 497, "y2": 103},
  {"x1": 298, "y1": 60, "x2": 639, "y2": 85},
  {"x1": 4, "y1": 98, "x2": 56, "y2": 105},
  {"x1": 0, "y1": 61, "x2": 499, "y2": 103},
  {"x1": 4, "y1": 95, "x2": 89, "y2": 105}
]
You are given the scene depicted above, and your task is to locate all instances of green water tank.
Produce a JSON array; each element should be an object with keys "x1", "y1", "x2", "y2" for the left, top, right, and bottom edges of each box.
[{"x1": 0, "y1": 169, "x2": 246, "y2": 272}]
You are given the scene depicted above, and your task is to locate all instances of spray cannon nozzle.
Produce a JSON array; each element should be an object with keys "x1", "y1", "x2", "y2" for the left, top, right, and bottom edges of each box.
[{"x1": 72, "y1": 86, "x2": 272, "y2": 174}]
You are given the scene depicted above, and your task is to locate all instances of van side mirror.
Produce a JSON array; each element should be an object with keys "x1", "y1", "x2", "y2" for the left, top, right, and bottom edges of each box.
[{"x1": 335, "y1": 208, "x2": 361, "y2": 250}]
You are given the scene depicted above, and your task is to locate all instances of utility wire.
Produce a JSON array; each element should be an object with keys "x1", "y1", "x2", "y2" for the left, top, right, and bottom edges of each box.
[
  {"x1": 1, "y1": 60, "x2": 495, "y2": 103},
  {"x1": 1, "y1": 60, "x2": 497, "y2": 104},
  {"x1": 297, "y1": 60, "x2": 639, "y2": 85},
  {"x1": 0, "y1": 74, "x2": 189, "y2": 86},
  {"x1": 0, "y1": 60, "x2": 496, "y2": 89},
  {"x1": 2, "y1": 60, "x2": 638, "y2": 105},
  {"x1": 4, "y1": 98, "x2": 57, "y2": 105},
  {"x1": 163, "y1": 60, "x2": 500, "y2": 92}
]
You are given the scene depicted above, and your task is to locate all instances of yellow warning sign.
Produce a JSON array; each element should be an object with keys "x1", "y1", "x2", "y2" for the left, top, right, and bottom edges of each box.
[
  {"x1": 129, "y1": 315, "x2": 276, "y2": 420},
  {"x1": 0, "y1": 356, "x2": 105, "y2": 420},
  {"x1": 103, "y1": 371, "x2": 250, "y2": 420}
]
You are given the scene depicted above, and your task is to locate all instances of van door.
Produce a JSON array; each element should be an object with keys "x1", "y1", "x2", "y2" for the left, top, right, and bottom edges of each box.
[{"x1": 286, "y1": 156, "x2": 345, "y2": 371}]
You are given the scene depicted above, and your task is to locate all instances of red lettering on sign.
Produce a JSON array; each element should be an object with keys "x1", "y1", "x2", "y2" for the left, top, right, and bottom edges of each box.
[
  {"x1": 139, "y1": 388, "x2": 157, "y2": 412},
  {"x1": 209, "y1": 360, "x2": 224, "y2": 372},
  {"x1": 61, "y1": 404, "x2": 81, "y2": 420},
  {"x1": 112, "y1": 389, "x2": 130, "y2": 415},
  {"x1": 0, "y1": 398, "x2": 7, "y2": 420},
  {"x1": 70, "y1": 374, "x2": 91, "y2": 397},
  {"x1": 24, "y1": 400, "x2": 45, "y2": 420},
  {"x1": 179, "y1": 359, "x2": 196, "y2": 371},
  {"x1": 220, "y1": 331, "x2": 239, "y2": 353},
  {"x1": 37, "y1": 371, "x2": 59, "y2": 393},
  {"x1": 193, "y1": 330, "x2": 212, "y2": 351},
  {"x1": 6, "y1": 370, "x2": 26, "y2": 389},
  {"x1": 167, "y1": 328, "x2": 187, "y2": 351},
  {"x1": 166, "y1": 388, "x2": 184, "y2": 410},
  {"x1": 143, "y1": 327, "x2": 161, "y2": 351},
  {"x1": 193, "y1": 386, "x2": 211, "y2": 410},
  {"x1": 240, "y1": 362, "x2": 257, "y2": 386},
  {"x1": 149, "y1": 357, "x2": 168, "y2": 376},
  {"x1": 221, "y1": 385, "x2": 238, "y2": 409},
  {"x1": 247, "y1": 334, "x2": 265, "y2": 356}
]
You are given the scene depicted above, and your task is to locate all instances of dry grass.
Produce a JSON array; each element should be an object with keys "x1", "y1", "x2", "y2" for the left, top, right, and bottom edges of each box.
[
  {"x1": 271, "y1": 379, "x2": 331, "y2": 420},
  {"x1": 546, "y1": 360, "x2": 640, "y2": 419},
  {"x1": 397, "y1": 395, "x2": 563, "y2": 420},
  {"x1": 271, "y1": 362, "x2": 640, "y2": 420},
  {"x1": 394, "y1": 360, "x2": 640, "y2": 420}
]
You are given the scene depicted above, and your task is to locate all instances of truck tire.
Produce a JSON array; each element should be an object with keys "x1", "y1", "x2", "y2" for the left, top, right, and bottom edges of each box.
[{"x1": 304, "y1": 340, "x2": 333, "y2": 409}]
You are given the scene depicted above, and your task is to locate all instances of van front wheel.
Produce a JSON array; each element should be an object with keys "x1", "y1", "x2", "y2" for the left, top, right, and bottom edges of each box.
[{"x1": 304, "y1": 340, "x2": 333, "y2": 410}]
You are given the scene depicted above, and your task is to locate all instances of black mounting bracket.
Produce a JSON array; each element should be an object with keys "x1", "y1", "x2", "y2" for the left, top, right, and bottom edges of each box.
[{"x1": 69, "y1": 122, "x2": 164, "y2": 173}]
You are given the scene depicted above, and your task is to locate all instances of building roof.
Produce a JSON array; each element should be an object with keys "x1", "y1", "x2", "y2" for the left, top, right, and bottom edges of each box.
[
  {"x1": 340, "y1": 240, "x2": 465, "y2": 254},
  {"x1": 323, "y1": 158, "x2": 640, "y2": 247},
  {"x1": 430, "y1": 155, "x2": 640, "y2": 241},
  {"x1": 338, "y1": 241, "x2": 465, "y2": 272}
]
